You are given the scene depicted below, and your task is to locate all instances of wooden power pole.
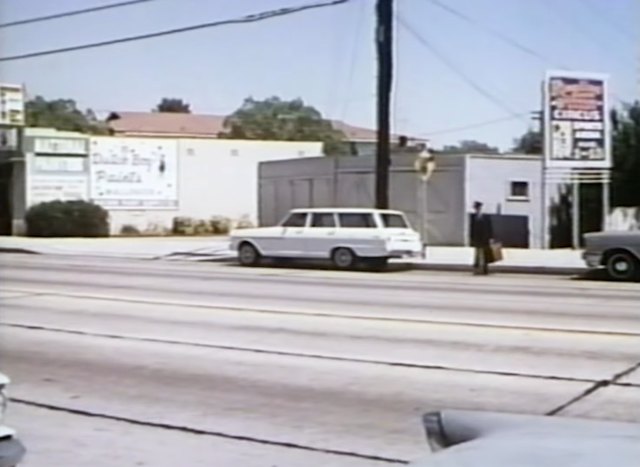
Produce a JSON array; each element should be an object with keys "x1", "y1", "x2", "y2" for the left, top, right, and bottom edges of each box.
[{"x1": 375, "y1": 0, "x2": 393, "y2": 209}]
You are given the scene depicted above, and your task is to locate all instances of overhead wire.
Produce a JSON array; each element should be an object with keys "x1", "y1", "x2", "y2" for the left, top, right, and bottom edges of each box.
[
  {"x1": 339, "y1": 0, "x2": 368, "y2": 123},
  {"x1": 419, "y1": 113, "x2": 532, "y2": 137},
  {"x1": 0, "y1": 0, "x2": 156, "y2": 29},
  {"x1": 0, "y1": 0, "x2": 352, "y2": 62},
  {"x1": 579, "y1": 0, "x2": 635, "y2": 42},
  {"x1": 425, "y1": 0, "x2": 564, "y2": 68},
  {"x1": 427, "y1": 0, "x2": 627, "y2": 105},
  {"x1": 398, "y1": 14, "x2": 527, "y2": 122}
]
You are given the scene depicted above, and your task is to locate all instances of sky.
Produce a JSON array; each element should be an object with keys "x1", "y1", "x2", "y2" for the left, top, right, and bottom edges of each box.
[{"x1": 0, "y1": 0, "x2": 637, "y2": 150}]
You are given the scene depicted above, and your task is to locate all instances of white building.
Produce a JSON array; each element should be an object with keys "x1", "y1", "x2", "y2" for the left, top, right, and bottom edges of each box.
[{"x1": 2, "y1": 128, "x2": 321, "y2": 235}]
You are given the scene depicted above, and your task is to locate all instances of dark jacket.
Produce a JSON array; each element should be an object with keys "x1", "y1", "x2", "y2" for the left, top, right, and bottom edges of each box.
[{"x1": 470, "y1": 213, "x2": 493, "y2": 247}]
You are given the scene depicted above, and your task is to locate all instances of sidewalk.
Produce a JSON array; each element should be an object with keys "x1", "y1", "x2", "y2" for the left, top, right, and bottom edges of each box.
[
  {"x1": 0, "y1": 236, "x2": 587, "y2": 275},
  {"x1": 0, "y1": 236, "x2": 232, "y2": 260}
]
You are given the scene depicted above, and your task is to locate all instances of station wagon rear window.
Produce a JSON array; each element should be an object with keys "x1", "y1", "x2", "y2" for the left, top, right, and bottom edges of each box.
[
  {"x1": 381, "y1": 213, "x2": 409, "y2": 228},
  {"x1": 338, "y1": 213, "x2": 376, "y2": 228}
]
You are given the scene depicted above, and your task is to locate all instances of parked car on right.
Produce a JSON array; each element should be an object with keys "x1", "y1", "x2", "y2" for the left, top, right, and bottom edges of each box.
[{"x1": 583, "y1": 230, "x2": 640, "y2": 281}]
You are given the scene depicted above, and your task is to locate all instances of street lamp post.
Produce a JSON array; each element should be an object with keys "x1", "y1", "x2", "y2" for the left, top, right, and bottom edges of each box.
[{"x1": 414, "y1": 145, "x2": 436, "y2": 256}]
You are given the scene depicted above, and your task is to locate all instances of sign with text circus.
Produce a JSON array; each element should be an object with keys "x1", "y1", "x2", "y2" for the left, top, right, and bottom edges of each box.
[
  {"x1": 544, "y1": 71, "x2": 611, "y2": 169},
  {"x1": 89, "y1": 137, "x2": 178, "y2": 209}
]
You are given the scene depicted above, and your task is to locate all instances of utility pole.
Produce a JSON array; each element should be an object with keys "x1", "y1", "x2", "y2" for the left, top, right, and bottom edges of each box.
[{"x1": 375, "y1": 0, "x2": 393, "y2": 209}]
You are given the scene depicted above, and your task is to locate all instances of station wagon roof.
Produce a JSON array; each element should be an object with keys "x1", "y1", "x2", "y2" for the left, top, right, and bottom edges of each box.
[{"x1": 290, "y1": 208, "x2": 405, "y2": 215}]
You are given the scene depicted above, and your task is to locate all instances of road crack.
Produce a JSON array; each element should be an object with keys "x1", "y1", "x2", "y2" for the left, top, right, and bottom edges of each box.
[
  {"x1": 11, "y1": 398, "x2": 408, "y2": 464},
  {"x1": 2, "y1": 322, "x2": 599, "y2": 384},
  {"x1": 546, "y1": 360, "x2": 640, "y2": 416}
]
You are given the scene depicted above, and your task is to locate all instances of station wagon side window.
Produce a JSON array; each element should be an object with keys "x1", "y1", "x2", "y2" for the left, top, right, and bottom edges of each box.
[
  {"x1": 381, "y1": 213, "x2": 409, "y2": 228},
  {"x1": 281, "y1": 212, "x2": 308, "y2": 227},
  {"x1": 338, "y1": 213, "x2": 377, "y2": 228},
  {"x1": 310, "y1": 213, "x2": 336, "y2": 228}
]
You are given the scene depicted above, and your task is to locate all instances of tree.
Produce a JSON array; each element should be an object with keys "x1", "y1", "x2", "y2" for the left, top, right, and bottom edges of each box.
[
  {"x1": 611, "y1": 101, "x2": 640, "y2": 207},
  {"x1": 154, "y1": 98, "x2": 191, "y2": 113},
  {"x1": 220, "y1": 96, "x2": 348, "y2": 155},
  {"x1": 438, "y1": 139, "x2": 499, "y2": 155},
  {"x1": 513, "y1": 129, "x2": 543, "y2": 155},
  {"x1": 25, "y1": 96, "x2": 106, "y2": 134}
]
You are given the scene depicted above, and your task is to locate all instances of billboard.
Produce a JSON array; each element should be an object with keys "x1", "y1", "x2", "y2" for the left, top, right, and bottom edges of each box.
[
  {"x1": 28, "y1": 155, "x2": 89, "y2": 206},
  {"x1": 0, "y1": 83, "x2": 25, "y2": 126},
  {"x1": 543, "y1": 71, "x2": 611, "y2": 169},
  {"x1": 89, "y1": 137, "x2": 178, "y2": 209}
]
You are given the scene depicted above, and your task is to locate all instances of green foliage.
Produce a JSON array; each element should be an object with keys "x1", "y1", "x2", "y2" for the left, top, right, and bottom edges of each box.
[
  {"x1": 171, "y1": 216, "x2": 231, "y2": 235},
  {"x1": 25, "y1": 200, "x2": 110, "y2": 237},
  {"x1": 154, "y1": 98, "x2": 191, "y2": 113},
  {"x1": 220, "y1": 96, "x2": 348, "y2": 155},
  {"x1": 119, "y1": 224, "x2": 141, "y2": 236},
  {"x1": 611, "y1": 102, "x2": 640, "y2": 207},
  {"x1": 513, "y1": 129, "x2": 543, "y2": 155},
  {"x1": 25, "y1": 96, "x2": 107, "y2": 134},
  {"x1": 439, "y1": 140, "x2": 500, "y2": 155}
]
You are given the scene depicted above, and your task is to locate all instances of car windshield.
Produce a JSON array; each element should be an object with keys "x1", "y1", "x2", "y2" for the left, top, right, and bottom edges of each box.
[{"x1": 381, "y1": 213, "x2": 409, "y2": 228}]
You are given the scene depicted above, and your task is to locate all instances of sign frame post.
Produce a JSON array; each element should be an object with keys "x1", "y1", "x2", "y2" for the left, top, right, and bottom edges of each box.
[{"x1": 542, "y1": 70, "x2": 612, "y2": 249}]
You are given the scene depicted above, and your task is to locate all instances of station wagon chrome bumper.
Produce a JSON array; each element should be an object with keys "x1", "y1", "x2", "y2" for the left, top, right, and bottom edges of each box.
[{"x1": 388, "y1": 249, "x2": 422, "y2": 259}]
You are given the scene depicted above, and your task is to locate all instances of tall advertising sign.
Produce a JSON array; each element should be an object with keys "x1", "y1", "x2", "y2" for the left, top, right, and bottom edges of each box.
[
  {"x1": 89, "y1": 137, "x2": 178, "y2": 209},
  {"x1": 0, "y1": 83, "x2": 25, "y2": 127},
  {"x1": 544, "y1": 71, "x2": 611, "y2": 169}
]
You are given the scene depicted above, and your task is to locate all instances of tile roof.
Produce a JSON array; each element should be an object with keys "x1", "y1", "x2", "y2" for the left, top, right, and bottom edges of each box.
[
  {"x1": 107, "y1": 111, "x2": 226, "y2": 138},
  {"x1": 106, "y1": 111, "x2": 424, "y2": 143}
]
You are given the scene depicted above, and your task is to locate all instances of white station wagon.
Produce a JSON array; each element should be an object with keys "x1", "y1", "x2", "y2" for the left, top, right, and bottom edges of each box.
[{"x1": 230, "y1": 208, "x2": 423, "y2": 269}]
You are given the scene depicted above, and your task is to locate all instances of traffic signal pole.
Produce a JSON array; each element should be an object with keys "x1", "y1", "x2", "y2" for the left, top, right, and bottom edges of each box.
[{"x1": 375, "y1": 0, "x2": 393, "y2": 209}]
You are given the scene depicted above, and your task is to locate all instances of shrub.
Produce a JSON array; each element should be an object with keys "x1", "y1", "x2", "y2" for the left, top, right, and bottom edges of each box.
[
  {"x1": 172, "y1": 216, "x2": 195, "y2": 235},
  {"x1": 120, "y1": 224, "x2": 141, "y2": 236},
  {"x1": 25, "y1": 200, "x2": 110, "y2": 237},
  {"x1": 235, "y1": 215, "x2": 254, "y2": 230},
  {"x1": 209, "y1": 216, "x2": 231, "y2": 235}
]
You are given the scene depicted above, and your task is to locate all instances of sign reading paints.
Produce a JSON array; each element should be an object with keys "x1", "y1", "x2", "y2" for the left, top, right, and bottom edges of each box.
[
  {"x1": 89, "y1": 137, "x2": 178, "y2": 209},
  {"x1": 544, "y1": 71, "x2": 611, "y2": 169}
]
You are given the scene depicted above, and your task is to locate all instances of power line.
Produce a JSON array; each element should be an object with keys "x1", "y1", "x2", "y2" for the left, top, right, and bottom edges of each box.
[
  {"x1": 0, "y1": 0, "x2": 156, "y2": 29},
  {"x1": 427, "y1": 0, "x2": 627, "y2": 105},
  {"x1": 420, "y1": 113, "x2": 531, "y2": 137},
  {"x1": 398, "y1": 15, "x2": 526, "y2": 121},
  {"x1": 579, "y1": 0, "x2": 634, "y2": 41},
  {"x1": 426, "y1": 0, "x2": 564, "y2": 68},
  {"x1": 0, "y1": 0, "x2": 352, "y2": 62},
  {"x1": 340, "y1": 0, "x2": 368, "y2": 122}
]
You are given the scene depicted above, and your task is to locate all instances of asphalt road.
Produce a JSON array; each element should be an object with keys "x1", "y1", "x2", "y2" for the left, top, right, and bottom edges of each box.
[{"x1": 1, "y1": 254, "x2": 639, "y2": 466}]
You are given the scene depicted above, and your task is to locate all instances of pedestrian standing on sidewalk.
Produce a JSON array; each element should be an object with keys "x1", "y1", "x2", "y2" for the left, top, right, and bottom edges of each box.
[{"x1": 470, "y1": 201, "x2": 494, "y2": 275}]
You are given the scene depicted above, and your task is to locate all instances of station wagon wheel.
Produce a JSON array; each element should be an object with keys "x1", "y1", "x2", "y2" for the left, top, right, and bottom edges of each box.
[
  {"x1": 238, "y1": 242, "x2": 261, "y2": 267},
  {"x1": 605, "y1": 252, "x2": 638, "y2": 281},
  {"x1": 332, "y1": 247, "x2": 356, "y2": 270}
]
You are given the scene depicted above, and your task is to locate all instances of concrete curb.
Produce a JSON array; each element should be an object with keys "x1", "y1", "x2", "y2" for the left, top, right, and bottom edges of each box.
[
  {"x1": 411, "y1": 262, "x2": 586, "y2": 276},
  {"x1": 0, "y1": 248, "x2": 586, "y2": 276},
  {"x1": 0, "y1": 247, "x2": 40, "y2": 255}
]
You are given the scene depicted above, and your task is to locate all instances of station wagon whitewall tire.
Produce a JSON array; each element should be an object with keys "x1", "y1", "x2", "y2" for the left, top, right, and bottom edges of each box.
[
  {"x1": 605, "y1": 252, "x2": 638, "y2": 281},
  {"x1": 238, "y1": 242, "x2": 261, "y2": 267},
  {"x1": 332, "y1": 247, "x2": 356, "y2": 270}
]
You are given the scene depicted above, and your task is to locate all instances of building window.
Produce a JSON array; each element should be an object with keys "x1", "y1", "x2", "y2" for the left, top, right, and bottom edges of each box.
[{"x1": 509, "y1": 181, "x2": 530, "y2": 200}]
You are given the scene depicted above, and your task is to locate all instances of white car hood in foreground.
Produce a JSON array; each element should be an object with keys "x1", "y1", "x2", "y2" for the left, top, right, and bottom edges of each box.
[{"x1": 410, "y1": 410, "x2": 640, "y2": 466}]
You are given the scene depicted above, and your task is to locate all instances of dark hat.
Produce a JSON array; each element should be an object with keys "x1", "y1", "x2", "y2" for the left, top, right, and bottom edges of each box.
[{"x1": 473, "y1": 201, "x2": 483, "y2": 208}]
